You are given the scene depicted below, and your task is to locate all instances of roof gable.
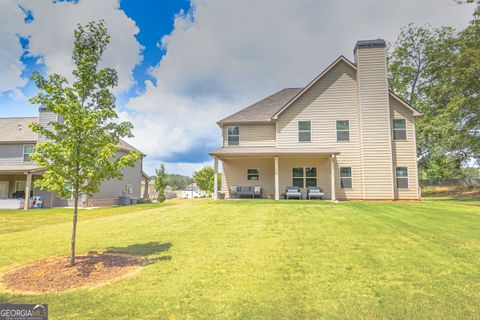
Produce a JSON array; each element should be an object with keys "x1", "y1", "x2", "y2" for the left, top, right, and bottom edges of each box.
[{"x1": 272, "y1": 56, "x2": 357, "y2": 120}]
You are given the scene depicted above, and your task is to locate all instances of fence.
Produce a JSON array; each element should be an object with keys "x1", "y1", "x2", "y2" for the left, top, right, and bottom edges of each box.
[{"x1": 420, "y1": 178, "x2": 480, "y2": 187}]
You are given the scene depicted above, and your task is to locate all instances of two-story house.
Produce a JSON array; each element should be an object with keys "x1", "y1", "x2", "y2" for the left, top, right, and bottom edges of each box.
[
  {"x1": 210, "y1": 39, "x2": 421, "y2": 201},
  {"x1": 0, "y1": 109, "x2": 149, "y2": 209}
]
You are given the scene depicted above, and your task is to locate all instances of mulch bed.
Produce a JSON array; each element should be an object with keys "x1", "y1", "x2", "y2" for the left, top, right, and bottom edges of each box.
[{"x1": 2, "y1": 252, "x2": 145, "y2": 293}]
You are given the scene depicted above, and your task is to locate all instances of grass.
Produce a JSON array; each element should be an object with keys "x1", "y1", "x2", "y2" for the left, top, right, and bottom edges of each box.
[{"x1": 0, "y1": 196, "x2": 479, "y2": 319}]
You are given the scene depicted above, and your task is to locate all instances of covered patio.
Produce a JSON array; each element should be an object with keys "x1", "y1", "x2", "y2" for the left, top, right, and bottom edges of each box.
[
  {"x1": 0, "y1": 164, "x2": 50, "y2": 209},
  {"x1": 210, "y1": 147, "x2": 340, "y2": 201}
]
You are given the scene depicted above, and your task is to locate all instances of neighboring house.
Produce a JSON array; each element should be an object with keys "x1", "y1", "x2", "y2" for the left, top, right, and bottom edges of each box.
[
  {"x1": 141, "y1": 180, "x2": 158, "y2": 199},
  {"x1": 0, "y1": 109, "x2": 149, "y2": 209},
  {"x1": 210, "y1": 39, "x2": 421, "y2": 201},
  {"x1": 181, "y1": 183, "x2": 206, "y2": 199}
]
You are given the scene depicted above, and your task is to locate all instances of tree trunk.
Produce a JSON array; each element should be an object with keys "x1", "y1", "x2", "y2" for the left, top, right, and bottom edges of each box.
[{"x1": 69, "y1": 192, "x2": 79, "y2": 267}]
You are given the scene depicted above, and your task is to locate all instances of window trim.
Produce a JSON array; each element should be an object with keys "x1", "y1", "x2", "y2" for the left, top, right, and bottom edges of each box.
[
  {"x1": 23, "y1": 144, "x2": 34, "y2": 162},
  {"x1": 227, "y1": 125, "x2": 240, "y2": 146},
  {"x1": 247, "y1": 168, "x2": 260, "y2": 181},
  {"x1": 336, "y1": 120, "x2": 350, "y2": 142},
  {"x1": 340, "y1": 167, "x2": 353, "y2": 189},
  {"x1": 392, "y1": 118, "x2": 407, "y2": 141},
  {"x1": 292, "y1": 166, "x2": 317, "y2": 188},
  {"x1": 298, "y1": 121, "x2": 312, "y2": 142},
  {"x1": 395, "y1": 166, "x2": 409, "y2": 189}
]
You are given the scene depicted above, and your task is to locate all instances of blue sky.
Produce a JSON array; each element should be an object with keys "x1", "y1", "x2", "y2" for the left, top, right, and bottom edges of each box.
[{"x1": 0, "y1": 0, "x2": 475, "y2": 175}]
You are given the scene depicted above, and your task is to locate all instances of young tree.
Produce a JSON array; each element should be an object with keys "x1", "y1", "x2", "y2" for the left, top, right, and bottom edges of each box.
[
  {"x1": 153, "y1": 164, "x2": 169, "y2": 201},
  {"x1": 29, "y1": 21, "x2": 140, "y2": 266},
  {"x1": 193, "y1": 166, "x2": 221, "y2": 194}
]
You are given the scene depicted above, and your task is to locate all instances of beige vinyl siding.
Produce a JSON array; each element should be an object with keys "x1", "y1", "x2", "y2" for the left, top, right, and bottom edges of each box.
[
  {"x1": 92, "y1": 151, "x2": 142, "y2": 199},
  {"x1": 223, "y1": 124, "x2": 276, "y2": 147},
  {"x1": 0, "y1": 144, "x2": 25, "y2": 163},
  {"x1": 355, "y1": 46, "x2": 394, "y2": 199},
  {"x1": 221, "y1": 158, "x2": 275, "y2": 198},
  {"x1": 38, "y1": 111, "x2": 61, "y2": 142},
  {"x1": 390, "y1": 96, "x2": 419, "y2": 199},
  {"x1": 276, "y1": 60, "x2": 363, "y2": 199}
]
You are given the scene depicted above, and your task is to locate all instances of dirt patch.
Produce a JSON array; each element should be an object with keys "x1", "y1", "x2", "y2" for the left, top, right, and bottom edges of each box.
[{"x1": 2, "y1": 252, "x2": 145, "y2": 293}]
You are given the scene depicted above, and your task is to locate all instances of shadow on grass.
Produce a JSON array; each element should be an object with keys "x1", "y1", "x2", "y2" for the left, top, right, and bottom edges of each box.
[{"x1": 106, "y1": 241, "x2": 172, "y2": 264}]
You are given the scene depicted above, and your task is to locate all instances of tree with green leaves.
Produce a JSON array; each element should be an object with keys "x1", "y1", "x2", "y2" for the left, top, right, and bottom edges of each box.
[
  {"x1": 29, "y1": 21, "x2": 140, "y2": 266},
  {"x1": 388, "y1": 2, "x2": 479, "y2": 178},
  {"x1": 167, "y1": 174, "x2": 193, "y2": 191},
  {"x1": 193, "y1": 166, "x2": 221, "y2": 194},
  {"x1": 153, "y1": 164, "x2": 169, "y2": 201}
]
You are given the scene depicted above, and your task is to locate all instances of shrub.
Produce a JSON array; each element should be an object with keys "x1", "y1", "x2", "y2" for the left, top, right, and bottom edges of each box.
[{"x1": 157, "y1": 194, "x2": 166, "y2": 203}]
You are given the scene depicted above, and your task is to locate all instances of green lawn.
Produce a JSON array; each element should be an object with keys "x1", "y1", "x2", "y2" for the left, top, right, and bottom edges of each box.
[{"x1": 0, "y1": 197, "x2": 479, "y2": 319}]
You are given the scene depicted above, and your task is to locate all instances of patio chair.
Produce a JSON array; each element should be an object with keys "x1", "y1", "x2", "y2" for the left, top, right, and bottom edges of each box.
[
  {"x1": 307, "y1": 187, "x2": 324, "y2": 200},
  {"x1": 285, "y1": 187, "x2": 302, "y2": 200}
]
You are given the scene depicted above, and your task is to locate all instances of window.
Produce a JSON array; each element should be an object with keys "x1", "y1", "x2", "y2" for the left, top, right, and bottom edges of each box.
[
  {"x1": 125, "y1": 184, "x2": 133, "y2": 195},
  {"x1": 336, "y1": 120, "x2": 350, "y2": 141},
  {"x1": 23, "y1": 144, "x2": 34, "y2": 162},
  {"x1": 396, "y1": 167, "x2": 408, "y2": 188},
  {"x1": 227, "y1": 126, "x2": 239, "y2": 145},
  {"x1": 298, "y1": 121, "x2": 311, "y2": 142},
  {"x1": 340, "y1": 167, "x2": 352, "y2": 189},
  {"x1": 393, "y1": 119, "x2": 407, "y2": 140},
  {"x1": 247, "y1": 168, "x2": 259, "y2": 180},
  {"x1": 292, "y1": 167, "x2": 317, "y2": 188},
  {"x1": 15, "y1": 181, "x2": 26, "y2": 192}
]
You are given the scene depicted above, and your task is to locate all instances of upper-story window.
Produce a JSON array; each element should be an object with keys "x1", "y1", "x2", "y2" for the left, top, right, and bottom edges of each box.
[
  {"x1": 336, "y1": 120, "x2": 350, "y2": 141},
  {"x1": 23, "y1": 145, "x2": 34, "y2": 162},
  {"x1": 393, "y1": 119, "x2": 407, "y2": 140},
  {"x1": 227, "y1": 126, "x2": 239, "y2": 145},
  {"x1": 298, "y1": 121, "x2": 311, "y2": 142}
]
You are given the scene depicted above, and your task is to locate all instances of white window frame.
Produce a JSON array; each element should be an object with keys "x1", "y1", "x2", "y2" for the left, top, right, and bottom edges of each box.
[
  {"x1": 298, "y1": 121, "x2": 312, "y2": 142},
  {"x1": 340, "y1": 167, "x2": 352, "y2": 189},
  {"x1": 227, "y1": 126, "x2": 240, "y2": 146},
  {"x1": 336, "y1": 120, "x2": 350, "y2": 141},
  {"x1": 393, "y1": 119, "x2": 407, "y2": 140},
  {"x1": 23, "y1": 144, "x2": 34, "y2": 162},
  {"x1": 292, "y1": 167, "x2": 317, "y2": 188},
  {"x1": 247, "y1": 168, "x2": 259, "y2": 181},
  {"x1": 15, "y1": 180, "x2": 26, "y2": 192},
  {"x1": 396, "y1": 166, "x2": 409, "y2": 189}
]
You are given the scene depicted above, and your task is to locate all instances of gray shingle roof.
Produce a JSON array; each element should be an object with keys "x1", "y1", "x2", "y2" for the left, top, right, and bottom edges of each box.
[
  {"x1": 0, "y1": 117, "x2": 38, "y2": 142},
  {"x1": 217, "y1": 88, "x2": 302, "y2": 125}
]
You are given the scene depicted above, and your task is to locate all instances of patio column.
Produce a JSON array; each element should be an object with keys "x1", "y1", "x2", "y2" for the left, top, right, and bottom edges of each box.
[
  {"x1": 143, "y1": 179, "x2": 149, "y2": 198},
  {"x1": 24, "y1": 172, "x2": 32, "y2": 210},
  {"x1": 330, "y1": 155, "x2": 336, "y2": 202},
  {"x1": 213, "y1": 156, "x2": 218, "y2": 200},
  {"x1": 274, "y1": 156, "x2": 279, "y2": 200}
]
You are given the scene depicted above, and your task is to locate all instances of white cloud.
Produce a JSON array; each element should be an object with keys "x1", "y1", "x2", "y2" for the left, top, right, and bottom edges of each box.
[
  {"x1": 18, "y1": 0, "x2": 142, "y2": 93},
  {"x1": 0, "y1": 0, "x2": 142, "y2": 95},
  {"x1": 0, "y1": 0, "x2": 28, "y2": 92},
  {"x1": 126, "y1": 0, "x2": 475, "y2": 175}
]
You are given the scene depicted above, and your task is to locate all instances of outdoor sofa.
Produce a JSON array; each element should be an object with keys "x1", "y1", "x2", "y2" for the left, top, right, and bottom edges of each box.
[{"x1": 230, "y1": 186, "x2": 262, "y2": 198}]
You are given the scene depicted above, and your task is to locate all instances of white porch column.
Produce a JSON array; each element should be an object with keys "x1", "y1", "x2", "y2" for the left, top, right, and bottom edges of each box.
[
  {"x1": 213, "y1": 156, "x2": 219, "y2": 200},
  {"x1": 24, "y1": 172, "x2": 32, "y2": 210},
  {"x1": 330, "y1": 155, "x2": 336, "y2": 202},
  {"x1": 274, "y1": 156, "x2": 279, "y2": 200},
  {"x1": 143, "y1": 179, "x2": 149, "y2": 198}
]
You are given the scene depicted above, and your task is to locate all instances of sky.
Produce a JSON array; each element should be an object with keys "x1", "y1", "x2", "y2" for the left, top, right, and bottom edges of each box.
[{"x1": 0, "y1": 0, "x2": 476, "y2": 176}]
